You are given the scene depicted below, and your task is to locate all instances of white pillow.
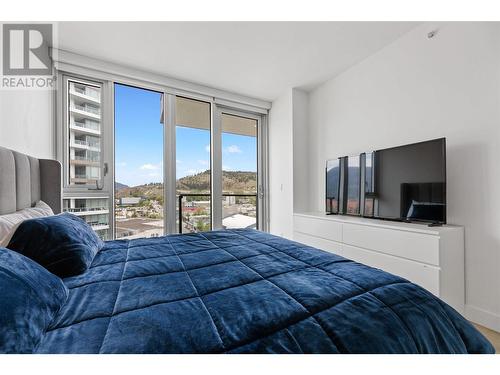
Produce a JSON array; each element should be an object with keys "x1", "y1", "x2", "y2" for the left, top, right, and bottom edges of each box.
[{"x1": 0, "y1": 201, "x2": 54, "y2": 247}]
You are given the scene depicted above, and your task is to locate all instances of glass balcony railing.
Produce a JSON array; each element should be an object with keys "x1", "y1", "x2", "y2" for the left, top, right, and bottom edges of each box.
[
  {"x1": 72, "y1": 139, "x2": 101, "y2": 149},
  {"x1": 87, "y1": 221, "x2": 109, "y2": 228},
  {"x1": 74, "y1": 155, "x2": 100, "y2": 162},
  {"x1": 72, "y1": 85, "x2": 100, "y2": 100},
  {"x1": 72, "y1": 121, "x2": 100, "y2": 132},
  {"x1": 177, "y1": 193, "x2": 257, "y2": 233},
  {"x1": 74, "y1": 174, "x2": 98, "y2": 180},
  {"x1": 72, "y1": 103, "x2": 101, "y2": 116},
  {"x1": 64, "y1": 207, "x2": 107, "y2": 213}
]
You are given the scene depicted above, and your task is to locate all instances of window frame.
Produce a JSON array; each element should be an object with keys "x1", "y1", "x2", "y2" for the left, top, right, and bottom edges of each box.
[
  {"x1": 58, "y1": 73, "x2": 111, "y2": 194},
  {"x1": 56, "y1": 72, "x2": 114, "y2": 239},
  {"x1": 214, "y1": 106, "x2": 267, "y2": 232},
  {"x1": 56, "y1": 67, "x2": 269, "y2": 239}
]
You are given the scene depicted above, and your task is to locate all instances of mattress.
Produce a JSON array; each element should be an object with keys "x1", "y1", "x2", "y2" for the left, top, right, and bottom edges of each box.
[{"x1": 35, "y1": 229, "x2": 494, "y2": 354}]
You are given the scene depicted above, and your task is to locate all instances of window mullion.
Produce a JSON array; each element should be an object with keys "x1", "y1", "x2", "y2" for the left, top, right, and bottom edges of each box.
[
  {"x1": 211, "y1": 105, "x2": 223, "y2": 230},
  {"x1": 164, "y1": 94, "x2": 177, "y2": 234}
]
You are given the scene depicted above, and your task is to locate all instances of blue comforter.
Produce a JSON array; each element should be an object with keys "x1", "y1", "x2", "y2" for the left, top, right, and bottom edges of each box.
[{"x1": 35, "y1": 229, "x2": 494, "y2": 354}]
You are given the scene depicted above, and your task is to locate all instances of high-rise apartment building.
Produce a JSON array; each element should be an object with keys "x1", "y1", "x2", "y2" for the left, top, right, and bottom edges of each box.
[
  {"x1": 64, "y1": 79, "x2": 110, "y2": 240},
  {"x1": 68, "y1": 81, "x2": 102, "y2": 185},
  {"x1": 63, "y1": 197, "x2": 110, "y2": 239}
]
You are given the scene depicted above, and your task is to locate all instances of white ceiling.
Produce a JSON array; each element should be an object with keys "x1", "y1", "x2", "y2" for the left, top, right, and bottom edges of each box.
[{"x1": 57, "y1": 22, "x2": 418, "y2": 101}]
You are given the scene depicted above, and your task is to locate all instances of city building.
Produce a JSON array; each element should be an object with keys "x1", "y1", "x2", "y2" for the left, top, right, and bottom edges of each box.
[
  {"x1": 119, "y1": 197, "x2": 142, "y2": 206},
  {"x1": 64, "y1": 80, "x2": 110, "y2": 240},
  {"x1": 68, "y1": 81, "x2": 102, "y2": 186},
  {"x1": 63, "y1": 197, "x2": 110, "y2": 240}
]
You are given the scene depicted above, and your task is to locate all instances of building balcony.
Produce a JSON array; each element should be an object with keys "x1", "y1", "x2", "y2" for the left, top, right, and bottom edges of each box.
[
  {"x1": 74, "y1": 154, "x2": 100, "y2": 162},
  {"x1": 70, "y1": 157, "x2": 100, "y2": 167},
  {"x1": 64, "y1": 207, "x2": 109, "y2": 216},
  {"x1": 70, "y1": 139, "x2": 101, "y2": 151},
  {"x1": 70, "y1": 103, "x2": 101, "y2": 120},
  {"x1": 88, "y1": 223, "x2": 110, "y2": 231},
  {"x1": 70, "y1": 121, "x2": 100, "y2": 136},
  {"x1": 69, "y1": 86, "x2": 101, "y2": 103},
  {"x1": 70, "y1": 175, "x2": 99, "y2": 184}
]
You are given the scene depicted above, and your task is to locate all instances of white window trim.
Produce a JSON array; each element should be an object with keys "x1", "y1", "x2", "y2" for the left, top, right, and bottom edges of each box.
[
  {"x1": 214, "y1": 106, "x2": 268, "y2": 232},
  {"x1": 58, "y1": 75, "x2": 109, "y2": 192}
]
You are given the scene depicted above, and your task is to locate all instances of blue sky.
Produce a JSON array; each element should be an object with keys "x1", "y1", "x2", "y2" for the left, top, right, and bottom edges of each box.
[{"x1": 115, "y1": 84, "x2": 256, "y2": 187}]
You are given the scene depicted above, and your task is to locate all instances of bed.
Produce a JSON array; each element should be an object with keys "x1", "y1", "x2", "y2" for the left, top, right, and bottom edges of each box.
[{"x1": 0, "y1": 146, "x2": 495, "y2": 354}]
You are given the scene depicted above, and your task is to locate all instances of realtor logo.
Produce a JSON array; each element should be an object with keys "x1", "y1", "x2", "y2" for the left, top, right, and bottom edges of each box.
[{"x1": 3, "y1": 24, "x2": 52, "y2": 75}]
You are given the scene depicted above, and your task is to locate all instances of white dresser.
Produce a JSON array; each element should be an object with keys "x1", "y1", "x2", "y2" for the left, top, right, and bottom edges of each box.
[{"x1": 293, "y1": 212, "x2": 464, "y2": 314}]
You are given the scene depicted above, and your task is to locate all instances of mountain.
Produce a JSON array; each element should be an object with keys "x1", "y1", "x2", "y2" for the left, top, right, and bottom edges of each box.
[
  {"x1": 115, "y1": 182, "x2": 163, "y2": 201},
  {"x1": 176, "y1": 170, "x2": 211, "y2": 192},
  {"x1": 115, "y1": 170, "x2": 257, "y2": 199},
  {"x1": 176, "y1": 170, "x2": 257, "y2": 193},
  {"x1": 115, "y1": 182, "x2": 129, "y2": 190}
]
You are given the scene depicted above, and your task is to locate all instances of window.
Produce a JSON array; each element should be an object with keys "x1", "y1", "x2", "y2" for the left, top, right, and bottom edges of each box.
[
  {"x1": 61, "y1": 76, "x2": 111, "y2": 240},
  {"x1": 67, "y1": 79, "x2": 103, "y2": 187},
  {"x1": 221, "y1": 113, "x2": 258, "y2": 229},
  {"x1": 63, "y1": 197, "x2": 110, "y2": 236},
  {"x1": 58, "y1": 72, "x2": 268, "y2": 239},
  {"x1": 114, "y1": 84, "x2": 164, "y2": 239},
  {"x1": 175, "y1": 97, "x2": 212, "y2": 233}
]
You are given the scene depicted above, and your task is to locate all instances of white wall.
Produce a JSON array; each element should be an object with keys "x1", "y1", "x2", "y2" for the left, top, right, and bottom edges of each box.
[
  {"x1": 269, "y1": 88, "x2": 311, "y2": 238},
  {"x1": 269, "y1": 89, "x2": 294, "y2": 238},
  {"x1": 307, "y1": 22, "x2": 500, "y2": 331},
  {"x1": 292, "y1": 89, "x2": 310, "y2": 213},
  {"x1": 0, "y1": 89, "x2": 54, "y2": 158}
]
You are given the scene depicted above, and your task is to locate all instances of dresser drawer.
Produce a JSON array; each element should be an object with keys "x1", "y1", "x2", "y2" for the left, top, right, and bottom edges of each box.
[
  {"x1": 343, "y1": 223, "x2": 440, "y2": 266},
  {"x1": 293, "y1": 215, "x2": 342, "y2": 242},
  {"x1": 342, "y1": 244, "x2": 440, "y2": 296},
  {"x1": 293, "y1": 231, "x2": 343, "y2": 256}
]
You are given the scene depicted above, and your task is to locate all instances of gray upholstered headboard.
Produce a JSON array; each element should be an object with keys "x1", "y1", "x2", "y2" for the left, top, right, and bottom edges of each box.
[{"x1": 0, "y1": 146, "x2": 62, "y2": 215}]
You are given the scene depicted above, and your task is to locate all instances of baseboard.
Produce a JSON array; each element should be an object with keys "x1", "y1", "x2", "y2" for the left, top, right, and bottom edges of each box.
[{"x1": 465, "y1": 304, "x2": 500, "y2": 333}]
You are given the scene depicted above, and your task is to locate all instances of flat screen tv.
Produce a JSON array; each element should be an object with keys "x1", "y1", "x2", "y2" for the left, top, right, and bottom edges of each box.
[{"x1": 326, "y1": 138, "x2": 446, "y2": 224}]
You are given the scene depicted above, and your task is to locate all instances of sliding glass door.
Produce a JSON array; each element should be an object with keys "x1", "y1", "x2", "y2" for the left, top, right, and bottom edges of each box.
[
  {"x1": 175, "y1": 97, "x2": 212, "y2": 233},
  {"x1": 220, "y1": 112, "x2": 259, "y2": 230},
  {"x1": 114, "y1": 84, "x2": 164, "y2": 239},
  {"x1": 113, "y1": 87, "x2": 266, "y2": 238},
  {"x1": 59, "y1": 71, "x2": 268, "y2": 241}
]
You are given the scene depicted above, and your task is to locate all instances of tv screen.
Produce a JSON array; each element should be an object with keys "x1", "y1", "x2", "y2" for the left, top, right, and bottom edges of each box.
[
  {"x1": 326, "y1": 138, "x2": 446, "y2": 224},
  {"x1": 374, "y1": 138, "x2": 446, "y2": 223}
]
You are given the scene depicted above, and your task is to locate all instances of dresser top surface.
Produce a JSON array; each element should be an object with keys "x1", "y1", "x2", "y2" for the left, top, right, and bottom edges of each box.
[{"x1": 294, "y1": 211, "x2": 463, "y2": 236}]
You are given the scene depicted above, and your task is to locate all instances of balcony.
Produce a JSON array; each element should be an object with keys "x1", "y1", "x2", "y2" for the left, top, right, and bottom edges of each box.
[
  {"x1": 87, "y1": 222, "x2": 110, "y2": 231},
  {"x1": 69, "y1": 85, "x2": 101, "y2": 102},
  {"x1": 74, "y1": 155, "x2": 99, "y2": 162},
  {"x1": 73, "y1": 103, "x2": 100, "y2": 115},
  {"x1": 70, "y1": 103, "x2": 101, "y2": 120},
  {"x1": 64, "y1": 207, "x2": 109, "y2": 216},
  {"x1": 70, "y1": 174, "x2": 99, "y2": 184},
  {"x1": 70, "y1": 156, "x2": 100, "y2": 167},
  {"x1": 177, "y1": 193, "x2": 257, "y2": 233},
  {"x1": 70, "y1": 139, "x2": 101, "y2": 151},
  {"x1": 70, "y1": 120, "x2": 100, "y2": 135}
]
